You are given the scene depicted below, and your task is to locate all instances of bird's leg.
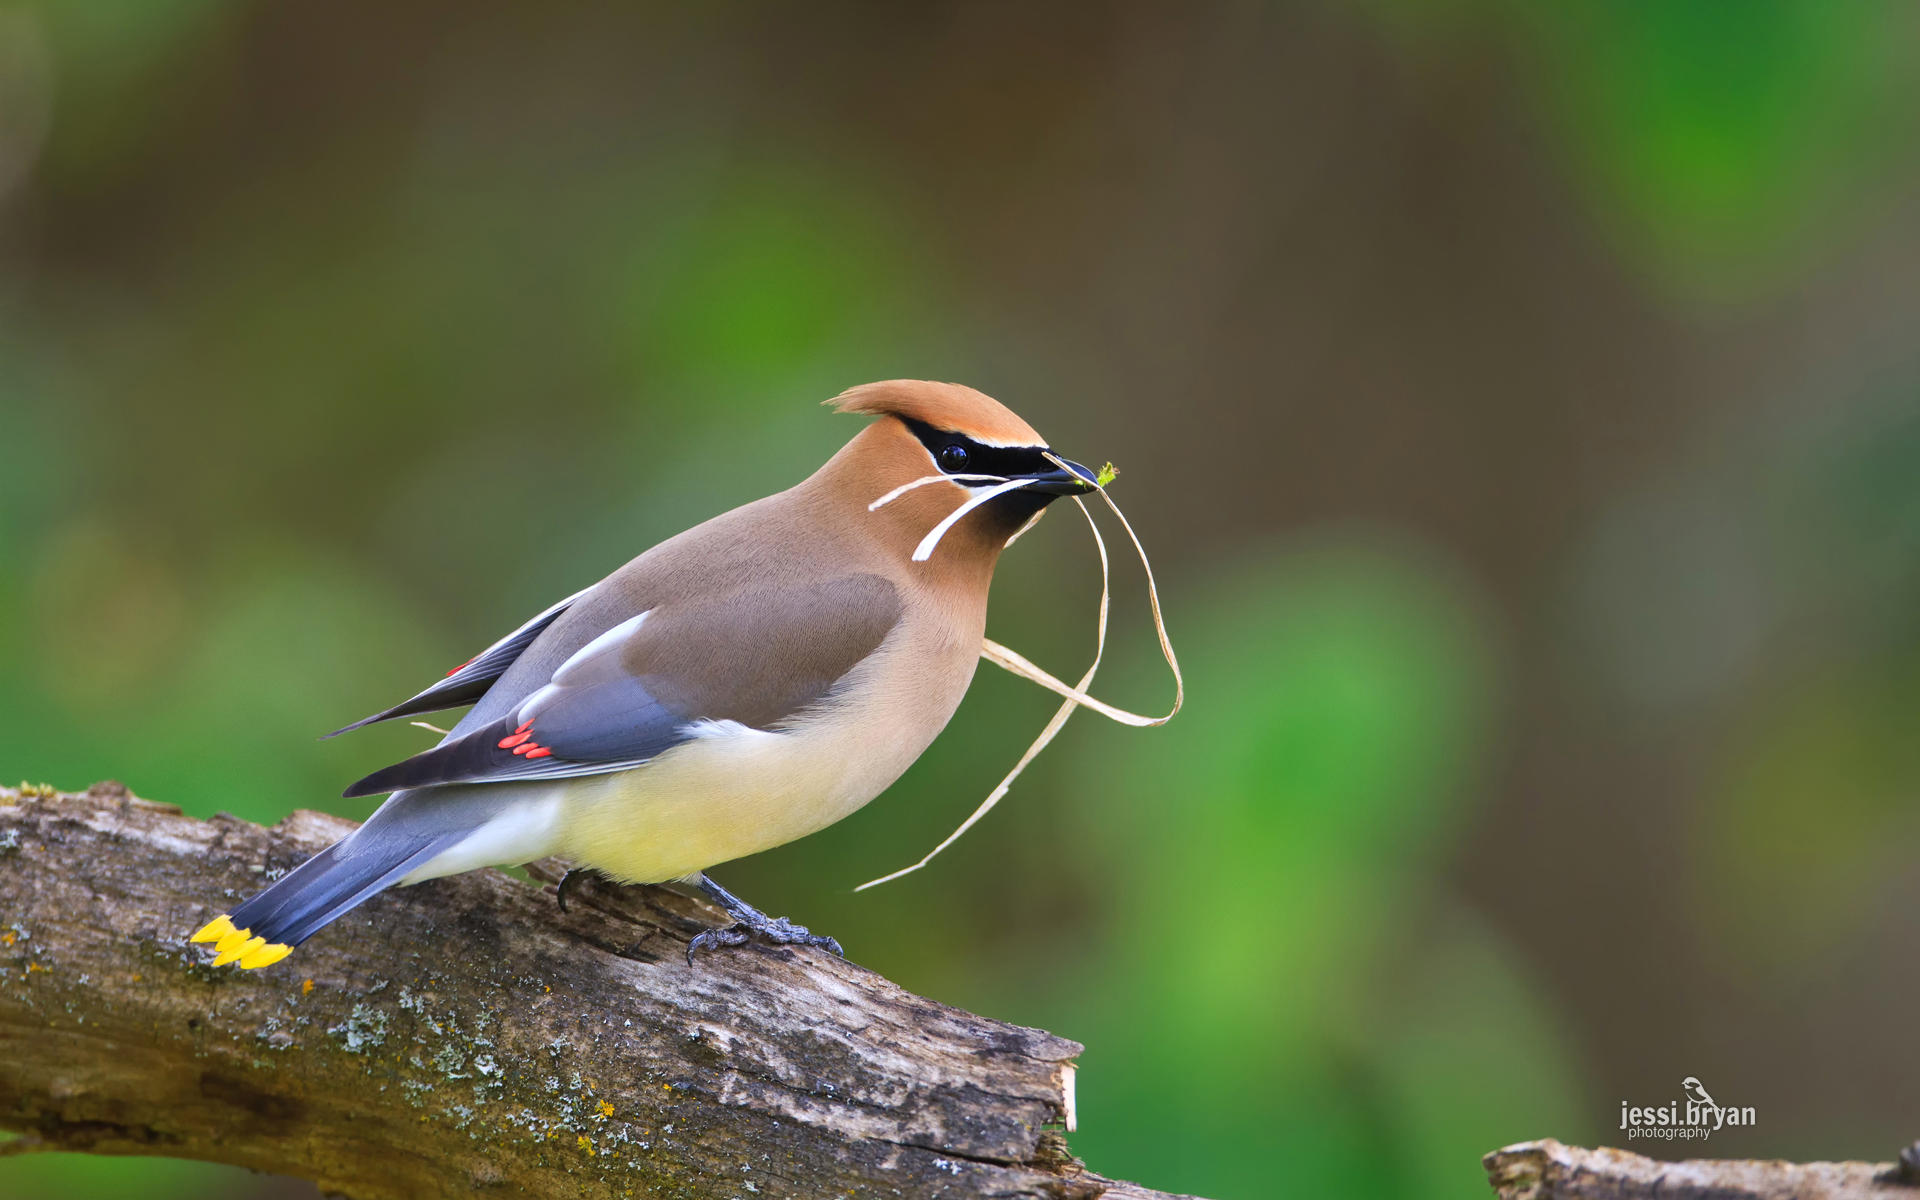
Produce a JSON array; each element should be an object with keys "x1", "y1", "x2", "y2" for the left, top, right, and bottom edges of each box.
[
  {"x1": 555, "y1": 865, "x2": 603, "y2": 914},
  {"x1": 684, "y1": 874, "x2": 845, "y2": 965}
]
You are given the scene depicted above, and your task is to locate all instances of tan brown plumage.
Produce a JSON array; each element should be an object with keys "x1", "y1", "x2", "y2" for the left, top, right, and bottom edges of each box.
[
  {"x1": 828, "y1": 379, "x2": 1046, "y2": 447},
  {"x1": 193, "y1": 381, "x2": 1097, "y2": 968}
]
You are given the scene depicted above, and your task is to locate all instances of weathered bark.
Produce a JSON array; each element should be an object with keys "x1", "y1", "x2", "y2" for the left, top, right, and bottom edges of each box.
[
  {"x1": 0, "y1": 783, "x2": 1194, "y2": 1199},
  {"x1": 1485, "y1": 1139, "x2": 1919, "y2": 1200}
]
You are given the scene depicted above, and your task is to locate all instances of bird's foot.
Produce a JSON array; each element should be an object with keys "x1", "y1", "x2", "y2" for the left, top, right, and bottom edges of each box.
[
  {"x1": 555, "y1": 866, "x2": 604, "y2": 914},
  {"x1": 684, "y1": 873, "x2": 844, "y2": 966},
  {"x1": 686, "y1": 916, "x2": 843, "y2": 965}
]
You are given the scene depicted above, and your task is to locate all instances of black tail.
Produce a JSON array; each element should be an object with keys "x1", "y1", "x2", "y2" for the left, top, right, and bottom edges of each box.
[{"x1": 208, "y1": 830, "x2": 454, "y2": 958}]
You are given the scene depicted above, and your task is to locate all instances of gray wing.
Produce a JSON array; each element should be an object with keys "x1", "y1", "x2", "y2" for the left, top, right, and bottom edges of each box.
[
  {"x1": 341, "y1": 574, "x2": 902, "y2": 797},
  {"x1": 323, "y1": 587, "x2": 588, "y2": 738}
]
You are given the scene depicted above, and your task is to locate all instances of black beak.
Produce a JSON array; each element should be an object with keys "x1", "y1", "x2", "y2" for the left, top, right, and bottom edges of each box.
[{"x1": 1024, "y1": 457, "x2": 1099, "y2": 495}]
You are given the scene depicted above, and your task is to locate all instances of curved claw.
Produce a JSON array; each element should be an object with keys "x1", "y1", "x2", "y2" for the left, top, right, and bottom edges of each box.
[
  {"x1": 555, "y1": 866, "x2": 601, "y2": 914},
  {"x1": 685, "y1": 924, "x2": 752, "y2": 966},
  {"x1": 685, "y1": 917, "x2": 844, "y2": 967},
  {"x1": 682, "y1": 874, "x2": 845, "y2": 966}
]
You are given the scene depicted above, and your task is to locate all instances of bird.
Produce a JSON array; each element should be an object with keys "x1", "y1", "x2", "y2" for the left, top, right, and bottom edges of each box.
[
  {"x1": 1681, "y1": 1077, "x2": 1715, "y2": 1108},
  {"x1": 191, "y1": 380, "x2": 1099, "y2": 970}
]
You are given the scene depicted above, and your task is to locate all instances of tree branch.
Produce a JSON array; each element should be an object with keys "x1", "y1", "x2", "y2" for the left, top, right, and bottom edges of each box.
[
  {"x1": 1484, "y1": 1139, "x2": 1918, "y2": 1200},
  {"x1": 0, "y1": 783, "x2": 1194, "y2": 1199}
]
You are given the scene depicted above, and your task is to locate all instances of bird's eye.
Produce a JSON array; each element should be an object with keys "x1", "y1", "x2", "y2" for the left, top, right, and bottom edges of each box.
[{"x1": 938, "y1": 443, "x2": 970, "y2": 473}]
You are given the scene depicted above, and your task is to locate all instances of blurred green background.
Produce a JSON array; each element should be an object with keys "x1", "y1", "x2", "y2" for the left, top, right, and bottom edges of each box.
[{"x1": 2, "y1": 2, "x2": 1918, "y2": 1197}]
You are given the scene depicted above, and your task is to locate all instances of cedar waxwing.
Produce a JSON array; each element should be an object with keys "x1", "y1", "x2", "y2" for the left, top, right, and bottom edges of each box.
[{"x1": 192, "y1": 381, "x2": 1100, "y2": 970}]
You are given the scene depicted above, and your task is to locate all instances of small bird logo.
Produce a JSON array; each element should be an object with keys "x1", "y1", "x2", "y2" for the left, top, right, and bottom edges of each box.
[{"x1": 1682, "y1": 1077, "x2": 1715, "y2": 1107}]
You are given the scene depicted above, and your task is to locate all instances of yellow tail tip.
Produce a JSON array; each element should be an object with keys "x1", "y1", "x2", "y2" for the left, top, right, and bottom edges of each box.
[
  {"x1": 191, "y1": 915, "x2": 236, "y2": 944},
  {"x1": 211, "y1": 935, "x2": 266, "y2": 967},
  {"x1": 214, "y1": 925, "x2": 253, "y2": 954},
  {"x1": 238, "y1": 942, "x2": 293, "y2": 970}
]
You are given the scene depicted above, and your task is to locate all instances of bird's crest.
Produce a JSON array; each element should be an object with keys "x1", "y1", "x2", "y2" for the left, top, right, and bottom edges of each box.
[{"x1": 827, "y1": 380, "x2": 1044, "y2": 448}]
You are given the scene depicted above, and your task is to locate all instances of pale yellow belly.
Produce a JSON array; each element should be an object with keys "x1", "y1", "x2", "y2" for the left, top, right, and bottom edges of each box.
[{"x1": 551, "y1": 707, "x2": 929, "y2": 883}]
